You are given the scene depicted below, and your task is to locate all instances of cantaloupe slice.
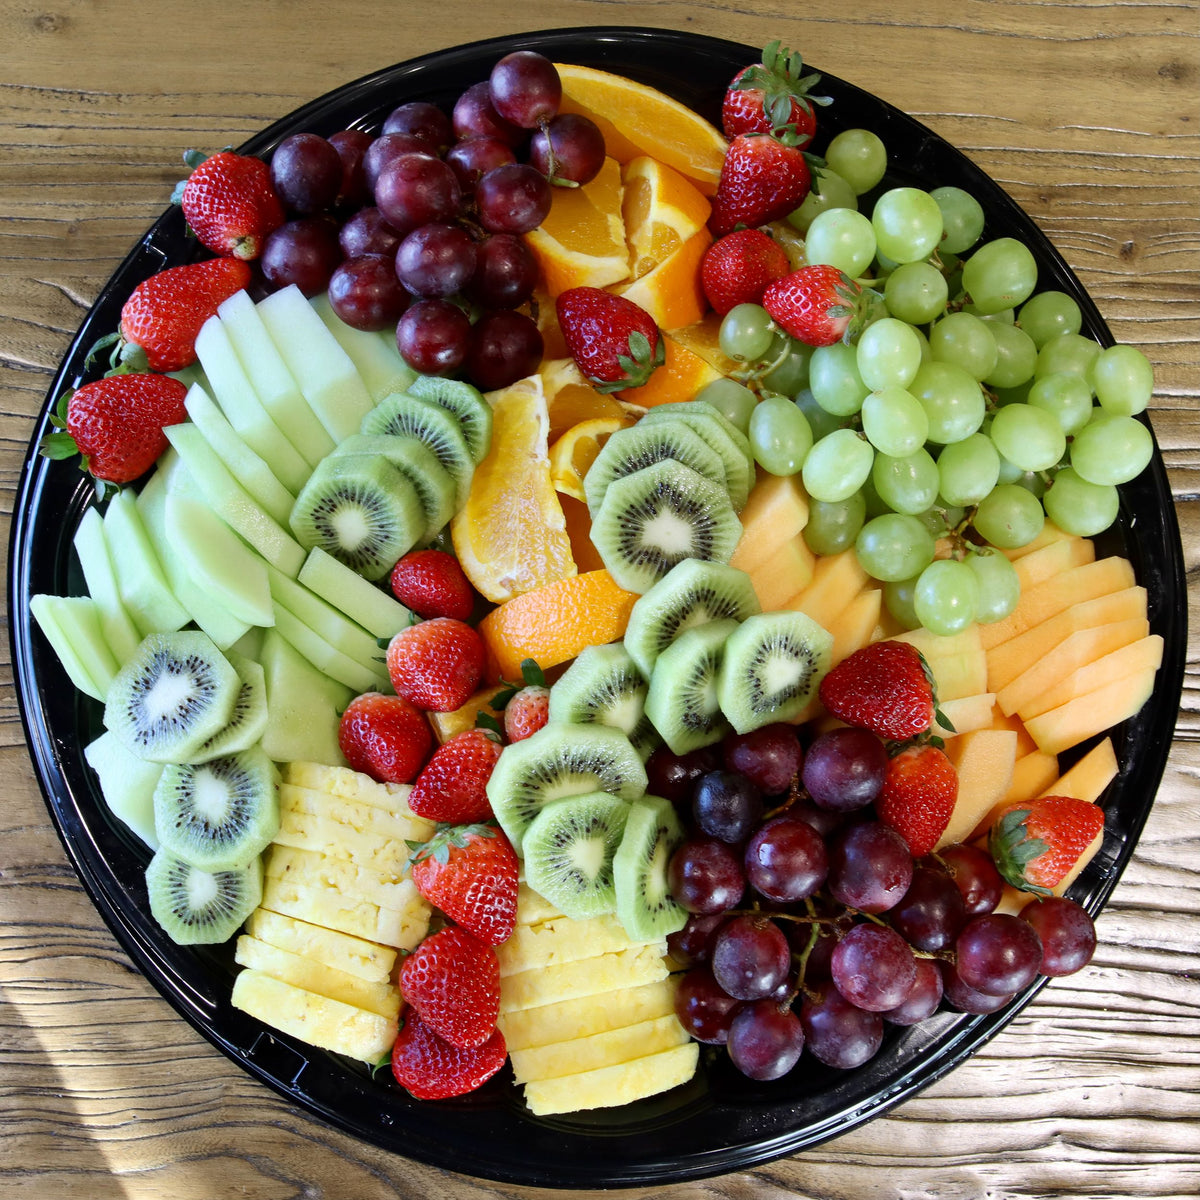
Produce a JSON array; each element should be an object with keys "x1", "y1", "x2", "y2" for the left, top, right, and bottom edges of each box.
[
  {"x1": 999, "y1": 520, "x2": 1076, "y2": 560},
  {"x1": 826, "y1": 589, "x2": 882, "y2": 665},
  {"x1": 1010, "y1": 534, "x2": 1095, "y2": 590},
  {"x1": 989, "y1": 706, "x2": 1038, "y2": 757},
  {"x1": 892, "y1": 624, "x2": 987, "y2": 700},
  {"x1": 1023, "y1": 664, "x2": 1157, "y2": 756},
  {"x1": 787, "y1": 549, "x2": 870, "y2": 629},
  {"x1": 729, "y1": 472, "x2": 810, "y2": 574},
  {"x1": 1001, "y1": 750, "x2": 1060, "y2": 807},
  {"x1": 935, "y1": 692, "x2": 997, "y2": 738},
  {"x1": 1017, "y1": 634, "x2": 1163, "y2": 721},
  {"x1": 937, "y1": 728, "x2": 1018, "y2": 850},
  {"x1": 1039, "y1": 737, "x2": 1119, "y2": 802},
  {"x1": 747, "y1": 535, "x2": 816, "y2": 611}
]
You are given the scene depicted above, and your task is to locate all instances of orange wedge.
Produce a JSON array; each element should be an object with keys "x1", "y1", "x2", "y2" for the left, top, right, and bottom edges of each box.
[
  {"x1": 525, "y1": 156, "x2": 629, "y2": 297},
  {"x1": 548, "y1": 415, "x2": 633, "y2": 502},
  {"x1": 478, "y1": 568, "x2": 639, "y2": 681},
  {"x1": 617, "y1": 332, "x2": 722, "y2": 408},
  {"x1": 668, "y1": 313, "x2": 741, "y2": 377},
  {"x1": 539, "y1": 357, "x2": 629, "y2": 442},
  {"x1": 559, "y1": 494, "x2": 607, "y2": 574},
  {"x1": 622, "y1": 156, "x2": 712, "y2": 280},
  {"x1": 556, "y1": 63, "x2": 728, "y2": 196},
  {"x1": 616, "y1": 225, "x2": 712, "y2": 331},
  {"x1": 450, "y1": 373, "x2": 576, "y2": 604}
]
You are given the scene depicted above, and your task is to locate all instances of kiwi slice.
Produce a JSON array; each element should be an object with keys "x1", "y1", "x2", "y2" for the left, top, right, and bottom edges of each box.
[
  {"x1": 486, "y1": 724, "x2": 648, "y2": 855},
  {"x1": 152, "y1": 745, "x2": 279, "y2": 871},
  {"x1": 190, "y1": 652, "x2": 268, "y2": 763},
  {"x1": 717, "y1": 610, "x2": 834, "y2": 733},
  {"x1": 521, "y1": 792, "x2": 631, "y2": 921},
  {"x1": 104, "y1": 631, "x2": 241, "y2": 764},
  {"x1": 360, "y1": 392, "x2": 475, "y2": 507},
  {"x1": 406, "y1": 375, "x2": 493, "y2": 464},
  {"x1": 624, "y1": 558, "x2": 762, "y2": 679},
  {"x1": 640, "y1": 401, "x2": 754, "y2": 511},
  {"x1": 613, "y1": 795, "x2": 687, "y2": 941},
  {"x1": 145, "y1": 847, "x2": 263, "y2": 945},
  {"x1": 548, "y1": 644, "x2": 660, "y2": 760},
  {"x1": 288, "y1": 454, "x2": 423, "y2": 581},
  {"x1": 590, "y1": 459, "x2": 742, "y2": 594},
  {"x1": 644, "y1": 618, "x2": 737, "y2": 755},
  {"x1": 331, "y1": 432, "x2": 456, "y2": 546},
  {"x1": 583, "y1": 420, "x2": 728, "y2": 517}
]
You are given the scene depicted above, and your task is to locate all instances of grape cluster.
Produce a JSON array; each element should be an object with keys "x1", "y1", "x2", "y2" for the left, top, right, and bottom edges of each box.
[
  {"x1": 652, "y1": 724, "x2": 1098, "y2": 1082},
  {"x1": 707, "y1": 125, "x2": 1156, "y2": 638},
  {"x1": 256, "y1": 51, "x2": 605, "y2": 391}
]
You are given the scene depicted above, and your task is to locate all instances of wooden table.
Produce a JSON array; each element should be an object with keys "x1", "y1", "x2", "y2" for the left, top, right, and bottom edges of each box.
[{"x1": 2, "y1": 2, "x2": 1196, "y2": 1197}]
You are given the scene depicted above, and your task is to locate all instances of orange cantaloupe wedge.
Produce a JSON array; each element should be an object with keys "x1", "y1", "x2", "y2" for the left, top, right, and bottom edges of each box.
[
  {"x1": 747, "y1": 536, "x2": 816, "y2": 612},
  {"x1": 1038, "y1": 737, "x2": 1119, "y2": 802},
  {"x1": 1010, "y1": 534, "x2": 1095, "y2": 591},
  {"x1": 972, "y1": 749, "x2": 1058, "y2": 838},
  {"x1": 937, "y1": 728, "x2": 1018, "y2": 850},
  {"x1": 934, "y1": 692, "x2": 997, "y2": 738},
  {"x1": 1023, "y1": 660, "x2": 1158, "y2": 756},
  {"x1": 1017, "y1": 634, "x2": 1163, "y2": 722},
  {"x1": 999, "y1": 521, "x2": 1076, "y2": 560},
  {"x1": 891, "y1": 624, "x2": 987, "y2": 700},
  {"x1": 989, "y1": 706, "x2": 1038, "y2": 757},
  {"x1": 786, "y1": 548, "x2": 870, "y2": 630},
  {"x1": 826, "y1": 588, "x2": 881, "y2": 666},
  {"x1": 729, "y1": 473, "x2": 810, "y2": 575}
]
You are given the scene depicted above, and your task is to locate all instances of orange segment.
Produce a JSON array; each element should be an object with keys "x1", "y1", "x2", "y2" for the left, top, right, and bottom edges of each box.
[
  {"x1": 539, "y1": 357, "x2": 629, "y2": 442},
  {"x1": 556, "y1": 63, "x2": 728, "y2": 196},
  {"x1": 617, "y1": 332, "x2": 722, "y2": 408},
  {"x1": 616, "y1": 226, "x2": 712, "y2": 331},
  {"x1": 478, "y1": 569, "x2": 639, "y2": 682},
  {"x1": 525, "y1": 156, "x2": 629, "y2": 297},
  {"x1": 622, "y1": 156, "x2": 711, "y2": 280},
  {"x1": 668, "y1": 313, "x2": 740, "y2": 377},
  {"x1": 450, "y1": 373, "x2": 576, "y2": 604},
  {"x1": 559, "y1": 494, "x2": 606, "y2": 574},
  {"x1": 548, "y1": 415, "x2": 633, "y2": 502}
]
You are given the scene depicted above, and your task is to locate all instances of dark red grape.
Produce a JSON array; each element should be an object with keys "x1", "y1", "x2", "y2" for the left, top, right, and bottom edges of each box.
[
  {"x1": 489, "y1": 51, "x2": 562, "y2": 129},
  {"x1": 530, "y1": 112, "x2": 607, "y2": 185},
  {"x1": 395, "y1": 298, "x2": 472, "y2": 375},
  {"x1": 446, "y1": 137, "x2": 518, "y2": 194},
  {"x1": 475, "y1": 163, "x2": 552, "y2": 234},
  {"x1": 674, "y1": 965, "x2": 741, "y2": 1045},
  {"x1": 260, "y1": 217, "x2": 343, "y2": 295},
  {"x1": 830, "y1": 922, "x2": 917, "y2": 1012},
  {"x1": 802, "y1": 726, "x2": 888, "y2": 812},
  {"x1": 363, "y1": 132, "x2": 428, "y2": 192},
  {"x1": 375, "y1": 153, "x2": 462, "y2": 236},
  {"x1": 666, "y1": 912, "x2": 726, "y2": 967},
  {"x1": 955, "y1": 912, "x2": 1043, "y2": 996},
  {"x1": 327, "y1": 255, "x2": 410, "y2": 331},
  {"x1": 800, "y1": 984, "x2": 884, "y2": 1069},
  {"x1": 744, "y1": 816, "x2": 828, "y2": 903},
  {"x1": 645, "y1": 745, "x2": 721, "y2": 806},
  {"x1": 723, "y1": 723, "x2": 804, "y2": 794},
  {"x1": 339, "y1": 207, "x2": 403, "y2": 259},
  {"x1": 328, "y1": 129, "x2": 374, "y2": 209},
  {"x1": 464, "y1": 232, "x2": 539, "y2": 310},
  {"x1": 1020, "y1": 896, "x2": 1096, "y2": 977},
  {"x1": 453, "y1": 80, "x2": 526, "y2": 147},
  {"x1": 270, "y1": 132, "x2": 343, "y2": 215},
  {"x1": 711, "y1": 915, "x2": 791, "y2": 1001},
  {"x1": 394, "y1": 222, "x2": 478, "y2": 299},
  {"x1": 880, "y1": 957, "x2": 943, "y2": 1026},
  {"x1": 890, "y1": 864, "x2": 967, "y2": 952},
  {"x1": 693, "y1": 770, "x2": 763, "y2": 843},
  {"x1": 785, "y1": 797, "x2": 844, "y2": 839},
  {"x1": 382, "y1": 101, "x2": 452, "y2": 154},
  {"x1": 464, "y1": 310, "x2": 544, "y2": 391},
  {"x1": 668, "y1": 837, "x2": 746, "y2": 914},
  {"x1": 794, "y1": 921, "x2": 837, "y2": 982},
  {"x1": 939, "y1": 843, "x2": 1004, "y2": 916},
  {"x1": 726, "y1": 1000, "x2": 805, "y2": 1081},
  {"x1": 827, "y1": 821, "x2": 914, "y2": 913},
  {"x1": 939, "y1": 959, "x2": 1016, "y2": 1014}
]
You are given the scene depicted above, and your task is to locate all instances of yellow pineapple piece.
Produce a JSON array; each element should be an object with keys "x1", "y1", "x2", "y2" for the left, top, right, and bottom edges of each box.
[
  {"x1": 516, "y1": 881, "x2": 564, "y2": 925},
  {"x1": 510, "y1": 1014, "x2": 690, "y2": 1084},
  {"x1": 496, "y1": 912, "x2": 661, "y2": 976},
  {"x1": 500, "y1": 944, "x2": 670, "y2": 1013},
  {"x1": 280, "y1": 783, "x2": 434, "y2": 844},
  {"x1": 282, "y1": 762, "x2": 421, "y2": 817},
  {"x1": 497, "y1": 978, "x2": 677, "y2": 1051},
  {"x1": 522, "y1": 1043, "x2": 699, "y2": 1116},
  {"x1": 243, "y1": 907, "x2": 396, "y2": 984},
  {"x1": 826, "y1": 588, "x2": 881, "y2": 666},
  {"x1": 274, "y1": 808, "x2": 413, "y2": 875},
  {"x1": 263, "y1": 843, "x2": 415, "y2": 910},
  {"x1": 261, "y1": 872, "x2": 430, "y2": 950}
]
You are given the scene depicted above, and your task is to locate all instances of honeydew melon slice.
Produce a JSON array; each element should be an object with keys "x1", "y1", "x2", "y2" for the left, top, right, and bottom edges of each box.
[
  {"x1": 272, "y1": 605, "x2": 389, "y2": 694},
  {"x1": 265, "y1": 562, "x2": 385, "y2": 666},
  {"x1": 257, "y1": 285, "x2": 374, "y2": 442},
  {"x1": 297, "y1": 546, "x2": 413, "y2": 641},
  {"x1": 102, "y1": 488, "x2": 190, "y2": 637},
  {"x1": 84, "y1": 728, "x2": 163, "y2": 849},
  {"x1": 72, "y1": 506, "x2": 142, "y2": 665},
  {"x1": 193, "y1": 315, "x2": 312, "y2": 493},
  {"x1": 257, "y1": 629, "x2": 350, "y2": 767},
  {"x1": 29, "y1": 593, "x2": 117, "y2": 700},
  {"x1": 310, "y1": 291, "x2": 416, "y2": 402}
]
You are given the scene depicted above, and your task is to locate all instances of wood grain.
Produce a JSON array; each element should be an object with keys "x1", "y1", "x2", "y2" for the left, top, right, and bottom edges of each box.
[{"x1": 1, "y1": 2, "x2": 1197, "y2": 1197}]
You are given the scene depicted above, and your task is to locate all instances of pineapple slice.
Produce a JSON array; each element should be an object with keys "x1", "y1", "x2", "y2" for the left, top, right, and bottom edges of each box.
[
  {"x1": 496, "y1": 913, "x2": 662, "y2": 976},
  {"x1": 243, "y1": 907, "x2": 396, "y2": 983},
  {"x1": 275, "y1": 808, "x2": 413, "y2": 875},
  {"x1": 500, "y1": 944, "x2": 671, "y2": 1013},
  {"x1": 280, "y1": 782, "x2": 433, "y2": 843},
  {"x1": 509, "y1": 1014, "x2": 690, "y2": 1084},
  {"x1": 281, "y1": 761, "x2": 420, "y2": 814},
  {"x1": 522, "y1": 1043, "x2": 699, "y2": 1116},
  {"x1": 516, "y1": 881, "x2": 563, "y2": 926},
  {"x1": 497, "y1": 978, "x2": 678, "y2": 1051},
  {"x1": 261, "y1": 872, "x2": 430, "y2": 949},
  {"x1": 263, "y1": 843, "x2": 416, "y2": 910}
]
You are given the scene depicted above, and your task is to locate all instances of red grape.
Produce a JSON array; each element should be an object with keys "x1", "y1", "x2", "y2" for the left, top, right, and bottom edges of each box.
[
  {"x1": 395, "y1": 222, "x2": 478, "y2": 298},
  {"x1": 327, "y1": 255, "x2": 409, "y2": 331},
  {"x1": 693, "y1": 770, "x2": 763, "y2": 843},
  {"x1": 644, "y1": 745, "x2": 721, "y2": 806},
  {"x1": 260, "y1": 217, "x2": 342, "y2": 295},
  {"x1": 328, "y1": 129, "x2": 374, "y2": 209},
  {"x1": 800, "y1": 984, "x2": 884, "y2": 1069},
  {"x1": 1020, "y1": 896, "x2": 1096, "y2": 977},
  {"x1": 939, "y1": 959, "x2": 1016, "y2": 1014},
  {"x1": 363, "y1": 132, "x2": 428, "y2": 191},
  {"x1": 464, "y1": 232, "x2": 539, "y2": 309},
  {"x1": 395, "y1": 298, "x2": 471, "y2": 375},
  {"x1": 827, "y1": 821, "x2": 914, "y2": 913},
  {"x1": 339, "y1": 207, "x2": 403, "y2": 259},
  {"x1": 529, "y1": 112, "x2": 606, "y2": 185},
  {"x1": 955, "y1": 912, "x2": 1043, "y2": 996},
  {"x1": 475, "y1": 163, "x2": 552, "y2": 234},
  {"x1": 726, "y1": 1000, "x2": 805, "y2": 1080},
  {"x1": 744, "y1": 816, "x2": 828, "y2": 903},
  {"x1": 802, "y1": 726, "x2": 887, "y2": 812},
  {"x1": 939, "y1": 843, "x2": 1004, "y2": 916},
  {"x1": 270, "y1": 132, "x2": 343, "y2": 215},
  {"x1": 382, "y1": 101, "x2": 452, "y2": 154},
  {"x1": 889, "y1": 863, "x2": 967, "y2": 952},
  {"x1": 666, "y1": 912, "x2": 726, "y2": 967},
  {"x1": 446, "y1": 136, "x2": 517, "y2": 194},
  {"x1": 375, "y1": 153, "x2": 462, "y2": 235},
  {"x1": 674, "y1": 964, "x2": 741, "y2": 1045},
  {"x1": 711, "y1": 915, "x2": 791, "y2": 1001},
  {"x1": 830, "y1": 922, "x2": 917, "y2": 1012},
  {"x1": 464, "y1": 310, "x2": 543, "y2": 391},
  {"x1": 453, "y1": 80, "x2": 526, "y2": 147},
  {"x1": 489, "y1": 51, "x2": 562, "y2": 129},
  {"x1": 880, "y1": 957, "x2": 944, "y2": 1026},
  {"x1": 723, "y1": 723, "x2": 803, "y2": 794},
  {"x1": 668, "y1": 837, "x2": 746, "y2": 914}
]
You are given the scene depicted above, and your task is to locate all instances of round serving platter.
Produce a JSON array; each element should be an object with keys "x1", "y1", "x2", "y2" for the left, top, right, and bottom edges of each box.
[{"x1": 7, "y1": 26, "x2": 1188, "y2": 1189}]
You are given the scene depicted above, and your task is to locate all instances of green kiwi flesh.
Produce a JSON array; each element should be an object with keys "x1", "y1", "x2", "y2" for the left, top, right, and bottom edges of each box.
[
  {"x1": 547, "y1": 643, "x2": 660, "y2": 759},
  {"x1": 644, "y1": 618, "x2": 738, "y2": 755},
  {"x1": 190, "y1": 651, "x2": 268, "y2": 763},
  {"x1": 405, "y1": 375, "x2": 494, "y2": 464},
  {"x1": 145, "y1": 847, "x2": 263, "y2": 945},
  {"x1": 640, "y1": 401, "x2": 754, "y2": 511},
  {"x1": 360, "y1": 392, "x2": 475, "y2": 507},
  {"x1": 613, "y1": 795, "x2": 687, "y2": 941}
]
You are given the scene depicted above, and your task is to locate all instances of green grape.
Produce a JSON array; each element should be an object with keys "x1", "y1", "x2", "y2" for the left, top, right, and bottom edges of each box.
[
  {"x1": 961, "y1": 237, "x2": 1038, "y2": 314},
  {"x1": 1015, "y1": 469, "x2": 1047, "y2": 500},
  {"x1": 995, "y1": 451, "x2": 1024, "y2": 485},
  {"x1": 1026, "y1": 371, "x2": 1094, "y2": 436},
  {"x1": 788, "y1": 168, "x2": 858, "y2": 233},
  {"x1": 872, "y1": 187, "x2": 944, "y2": 264},
  {"x1": 809, "y1": 341, "x2": 870, "y2": 416},
  {"x1": 855, "y1": 513, "x2": 936, "y2": 582},
  {"x1": 859, "y1": 467, "x2": 890, "y2": 518},
  {"x1": 988, "y1": 403, "x2": 1067, "y2": 472},
  {"x1": 983, "y1": 322, "x2": 1038, "y2": 390},
  {"x1": 749, "y1": 392, "x2": 814, "y2": 475},
  {"x1": 928, "y1": 311, "x2": 998, "y2": 381},
  {"x1": 910, "y1": 360, "x2": 986, "y2": 444},
  {"x1": 937, "y1": 432, "x2": 1001, "y2": 505},
  {"x1": 795, "y1": 388, "x2": 843, "y2": 441},
  {"x1": 1069, "y1": 412, "x2": 1154, "y2": 486},
  {"x1": 695, "y1": 377, "x2": 758, "y2": 434},
  {"x1": 872, "y1": 448, "x2": 940, "y2": 515},
  {"x1": 965, "y1": 549, "x2": 1021, "y2": 623},
  {"x1": 915, "y1": 503, "x2": 965, "y2": 538},
  {"x1": 802, "y1": 428, "x2": 875, "y2": 502},
  {"x1": 914, "y1": 558, "x2": 980, "y2": 636},
  {"x1": 930, "y1": 185, "x2": 985, "y2": 255},
  {"x1": 719, "y1": 303, "x2": 774, "y2": 361},
  {"x1": 1090, "y1": 343, "x2": 1154, "y2": 416},
  {"x1": 1043, "y1": 467, "x2": 1120, "y2": 536},
  {"x1": 824, "y1": 129, "x2": 887, "y2": 195},
  {"x1": 883, "y1": 261, "x2": 949, "y2": 325},
  {"x1": 855, "y1": 317, "x2": 923, "y2": 391},
  {"x1": 972, "y1": 483, "x2": 1045, "y2": 549},
  {"x1": 966, "y1": 303, "x2": 1015, "y2": 325},
  {"x1": 803, "y1": 492, "x2": 867, "y2": 555},
  {"x1": 860, "y1": 386, "x2": 929, "y2": 456},
  {"x1": 883, "y1": 576, "x2": 922, "y2": 630},
  {"x1": 1034, "y1": 331, "x2": 1101, "y2": 381},
  {"x1": 992, "y1": 381, "x2": 1033, "y2": 407},
  {"x1": 1017, "y1": 290, "x2": 1082, "y2": 349},
  {"x1": 761, "y1": 336, "x2": 814, "y2": 397},
  {"x1": 805, "y1": 207, "x2": 877, "y2": 278}
]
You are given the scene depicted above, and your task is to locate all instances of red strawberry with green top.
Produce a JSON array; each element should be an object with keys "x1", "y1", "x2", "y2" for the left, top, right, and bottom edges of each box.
[
  {"x1": 555, "y1": 287, "x2": 665, "y2": 393},
  {"x1": 700, "y1": 228, "x2": 792, "y2": 315},
  {"x1": 989, "y1": 796, "x2": 1105, "y2": 895},
  {"x1": 389, "y1": 548, "x2": 475, "y2": 622},
  {"x1": 819, "y1": 641, "x2": 938, "y2": 742},
  {"x1": 174, "y1": 149, "x2": 286, "y2": 260},
  {"x1": 408, "y1": 822, "x2": 519, "y2": 946},
  {"x1": 722, "y1": 40, "x2": 831, "y2": 146},
  {"x1": 709, "y1": 131, "x2": 814, "y2": 237},
  {"x1": 762, "y1": 264, "x2": 868, "y2": 347},
  {"x1": 337, "y1": 692, "x2": 433, "y2": 784},
  {"x1": 492, "y1": 658, "x2": 550, "y2": 744},
  {"x1": 408, "y1": 728, "x2": 502, "y2": 823},
  {"x1": 877, "y1": 743, "x2": 958, "y2": 856},
  {"x1": 390, "y1": 1010, "x2": 507, "y2": 1100},
  {"x1": 386, "y1": 617, "x2": 485, "y2": 713},
  {"x1": 399, "y1": 925, "x2": 501, "y2": 1048},
  {"x1": 39, "y1": 372, "x2": 188, "y2": 486}
]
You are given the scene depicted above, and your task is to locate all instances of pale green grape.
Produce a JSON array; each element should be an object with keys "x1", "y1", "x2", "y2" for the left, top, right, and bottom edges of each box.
[
  {"x1": 860, "y1": 386, "x2": 929, "y2": 456},
  {"x1": 937, "y1": 433, "x2": 1001, "y2": 506},
  {"x1": 719, "y1": 303, "x2": 774, "y2": 361},
  {"x1": 965, "y1": 549, "x2": 1021, "y2": 623},
  {"x1": 961, "y1": 237, "x2": 1038, "y2": 314},
  {"x1": 761, "y1": 336, "x2": 813, "y2": 397},
  {"x1": 1027, "y1": 371, "x2": 1094, "y2": 436},
  {"x1": 1018, "y1": 290, "x2": 1081, "y2": 349},
  {"x1": 788, "y1": 168, "x2": 858, "y2": 232},
  {"x1": 824, "y1": 129, "x2": 887, "y2": 195},
  {"x1": 809, "y1": 341, "x2": 869, "y2": 416},
  {"x1": 749, "y1": 393, "x2": 814, "y2": 476},
  {"x1": 855, "y1": 317, "x2": 923, "y2": 391},
  {"x1": 929, "y1": 311, "x2": 998, "y2": 381},
  {"x1": 995, "y1": 451, "x2": 1025, "y2": 485},
  {"x1": 915, "y1": 504, "x2": 965, "y2": 538},
  {"x1": 914, "y1": 558, "x2": 980, "y2": 635},
  {"x1": 973, "y1": 483, "x2": 1045, "y2": 549},
  {"x1": 983, "y1": 322, "x2": 1038, "y2": 390},
  {"x1": 1090, "y1": 343, "x2": 1154, "y2": 416},
  {"x1": 883, "y1": 576, "x2": 922, "y2": 630},
  {"x1": 805, "y1": 208, "x2": 877, "y2": 278},
  {"x1": 803, "y1": 492, "x2": 867, "y2": 555},
  {"x1": 884, "y1": 261, "x2": 949, "y2": 325},
  {"x1": 795, "y1": 388, "x2": 843, "y2": 441},
  {"x1": 910, "y1": 360, "x2": 986, "y2": 444},
  {"x1": 1034, "y1": 331, "x2": 1101, "y2": 381},
  {"x1": 1043, "y1": 467, "x2": 1120, "y2": 536},
  {"x1": 1069, "y1": 412, "x2": 1154, "y2": 485},
  {"x1": 988, "y1": 403, "x2": 1067, "y2": 472},
  {"x1": 801, "y1": 428, "x2": 875, "y2": 502},
  {"x1": 930, "y1": 185, "x2": 985, "y2": 256},
  {"x1": 966, "y1": 303, "x2": 1014, "y2": 324},
  {"x1": 872, "y1": 448, "x2": 939, "y2": 515},
  {"x1": 695, "y1": 377, "x2": 757, "y2": 434},
  {"x1": 855, "y1": 513, "x2": 936, "y2": 581},
  {"x1": 872, "y1": 187, "x2": 944, "y2": 264}
]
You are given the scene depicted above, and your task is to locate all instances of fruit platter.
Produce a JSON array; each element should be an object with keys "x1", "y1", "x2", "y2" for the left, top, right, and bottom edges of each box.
[{"x1": 7, "y1": 26, "x2": 1186, "y2": 1189}]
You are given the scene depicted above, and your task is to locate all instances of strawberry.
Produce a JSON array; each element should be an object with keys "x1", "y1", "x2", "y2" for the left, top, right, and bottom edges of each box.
[
  {"x1": 389, "y1": 549, "x2": 475, "y2": 621},
  {"x1": 408, "y1": 729, "x2": 502, "y2": 823},
  {"x1": 555, "y1": 287, "x2": 665, "y2": 393},
  {"x1": 386, "y1": 617, "x2": 485, "y2": 713},
  {"x1": 700, "y1": 228, "x2": 791, "y2": 315},
  {"x1": 877, "y1": 743, "x2": 958, "y2": 857},
  {"x1": 762, "y1": 264, "x2": 868, "y2": 347},
  {"x1": 174, "y1": 149, "x2": 285, "y2": 260},
  {"x1": 989, "y1": 796, "x2": 1106, "y2": 895},
  {"x1": 390, "y1": 1010, "x2": 506, "y2": 1100},
  {"x1": 337, "y1": 692, "x2": 433, "y2": 784},
  {"x1": 503, "y1": 685, "x2": 550, "y2": 743},
  {"x1": 39, "y1": 372, "x2": 188, "y2": 486},
  {"x1": 114, "y1": 257, "x2": 253, "y2": 372},
  {"x1": 399, "y1": 924, "x2": 501, "y2": 1047},
  {"x1": 408, "y1": 822, "x2": 519, "y2": 946},
  {"x1": 709, "y1": 131, "x2": 813, "y2": 237},
  {"x1": 722, "y1": 41, "x2": 830, "y2": 146},
  {"x1": 819, "y1": 641, "x2": 937, "y2": 742}
]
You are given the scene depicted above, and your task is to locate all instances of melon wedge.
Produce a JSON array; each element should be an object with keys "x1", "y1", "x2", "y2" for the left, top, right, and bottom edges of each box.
[
  {"x1": 1017, "y1": 634, "x2": 1163, "y2": 721},
  {"x1": 999, "y1": 749, "x2": 1060, "y2": 809},
  {"x1": 937, "y1": 728, "x2": 1018, "y2": 850},
  {"x1": 787, "y1": 548, "x2": 869, "y2": 629},
  {"x1": 1010, "y1": 534, "x2": 1095, "y2": 590},
  {"x1": 989, "y1": 706, "x2": 1038, "y2": 757},
  {"x1": 729, "y1": 472, "x2": 810, "y2": 574},
  {"x1": 1039, "y1": 737, "x2": 1119, "y2": 802},
  {"x1": 1000, "y1": 520, "x2": 1076, "y2": 560},
  {"x1": 892, "y1": 624, "x2": 987, "y2": 700},
  {"x1": 827, "y1": 589, "x2": 882, "y2": 666},
  {"x1": 934, "y1": 692, "x2": 997, "y2": 738},
  {"x1": 1023, "y1": 664, "x2": 1158, "y2": 756},
  {"x1": 747, "y1": 535, "x2": 816, "y2": 611}
]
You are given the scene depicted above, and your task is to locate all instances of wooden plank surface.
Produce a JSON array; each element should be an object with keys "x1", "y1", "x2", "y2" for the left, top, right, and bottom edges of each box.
[{"x1": 1, "y1": 1, "x2": 1197, "y2": 1197}]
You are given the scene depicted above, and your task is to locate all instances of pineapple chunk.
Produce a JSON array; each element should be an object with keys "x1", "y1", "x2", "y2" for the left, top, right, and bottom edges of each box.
[
  {"x1": 516, "y1": 882, "x2": 563, "y2": 926},
  {"x1": 280, "y1": 783, "x2": 433, "y2": 844},
  {"x1": 496, "y1": 913, "x2": 662, "y2": 976},
  {"x1": 497, "y1": 978, "x2": 678, "y2": 1051},
  {"x1": 282, "y1": 761, "x2": 420, "y2": 817},
  {"x1": 263, "y1": 843, "x2": 415, "y2": 909},
  {"x1": 275, "y1": 808, "x2": 413, "y2": 874},
  {"x1": 500, "y1": 944, "x2": 670, "y2": 1013},
  {"x1": 243, "y1": 908, "x2": 396, "y2": 983},
  {"x1": 261, "y1": 873, "x2": 430, "y2": 950},
  {"x1": 509, "y1": 1014, "x2": 690, "y2": 1084},
  {"x1": 522, "y1": 1043, "x2": 699, "y2": 1116}
]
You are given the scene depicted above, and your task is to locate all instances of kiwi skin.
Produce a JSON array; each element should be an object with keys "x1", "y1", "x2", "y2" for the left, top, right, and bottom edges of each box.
[
  {"x1": 613, "y1": 795, "x2": 688, "y2": 941},
  {"x1": 548, "y1": 644, "x2": 661, "y2": 760},
  {"x1": 644, "y1": 618, "x2": 739, "y2": 756},
  {"x1": 144, "y1": 848, "x2": 263, "y2": 945}
]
